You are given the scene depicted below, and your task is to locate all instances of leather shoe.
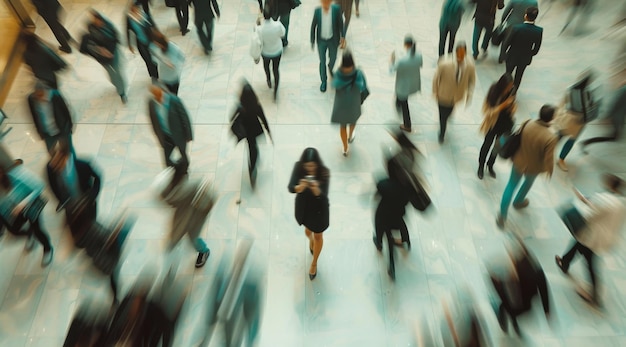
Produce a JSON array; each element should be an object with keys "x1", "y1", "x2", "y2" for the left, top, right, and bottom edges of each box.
[
  {"x1": 477, "y1": 166, "x2": 484, "y2": 179},
  {"x1": 488, "y1": 166, "x2": 496, "y2": 178},
  {"x1": 513, "y1": 199, "x2": 529, "y2": 209},
  {"x1": 320, "y1": 83, "x2": 327, "y2": 92}
]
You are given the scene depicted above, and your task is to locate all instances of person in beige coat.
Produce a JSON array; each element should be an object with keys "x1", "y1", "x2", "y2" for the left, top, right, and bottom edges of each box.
[
  {"x1": 497, "y1": 105, "x2": 558, "y2": 228},
  {"x1": 433, "y1": 42, "x2": 476, "y2": 143}
]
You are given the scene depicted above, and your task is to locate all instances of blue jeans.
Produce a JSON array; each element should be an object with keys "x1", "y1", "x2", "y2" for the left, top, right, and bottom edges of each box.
[
  {"x1": 472, "y1": 22, "x2": 493, "y2": 57},
  {"x1": 500, "y1": 167, "x2": 537, "y2": 220},
  {"x1": 194, "y1": 238, "x2": 209, "y2": 253}
]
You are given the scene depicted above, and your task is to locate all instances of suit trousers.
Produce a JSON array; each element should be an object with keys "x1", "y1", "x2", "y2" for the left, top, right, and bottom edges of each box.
[
  {"x1": 165, "y1": 81, "x2": 180, "y2": 95},
  {"x1": 478, "y1": 128, "x2": 501, "y2": 168},
  {"x1": 472, "y1": 22, "x2": 493, "y2": 57},
  {"x1": 162, "y1": 135, "x2": 189, "y2": 172},
  {"x1": 396, "y1": 98, "x2": 411, "y2": 128},
  {"x1": 438, "y1": 104, "x2": 454, "y2": 140},
  {"x1": 439, "y1": 24, "x2": 458, "y2": 57},
  {"x1": 103, "y1": 50, "x2": 127, "y2": 96},
  {"x1": 375, "y1": 217, "x2": 409, "y2": 276},
  {"x1": 247, "y1": 136, "x2": 259, "y2": 175},
  {"x1": 40, "y1": 9, "x2": 71, "y2": 49},
  {"x1": 561, "y1": 240, "x2": 597, "y2": 297},
  {"x1": 317, "y1": 39, "x2": 339, "y2": 84},
  {"x1": 505, "y1": 59, "x2": 528, "y2": 90},
  {"x1": 195, "y1": 15, "x2": 215, "y2": 51},
  {"x1": 338, "y1": 0, "x2": 354, "y2": 33},
  {"x1": 500, "y1": 167, "x2": 537, "y2": 219},
  {"x1": 175, "y1": 2, "x2": 189, "y2": 32},
  {"x1": 137, "y1": 41, "x2": 158, "y2": 78}
]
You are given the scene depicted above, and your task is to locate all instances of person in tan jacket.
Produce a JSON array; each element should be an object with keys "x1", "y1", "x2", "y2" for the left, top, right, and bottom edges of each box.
[
  {"x1": 433, "y1": 42, "x2": 476, "y2": 143},
  {"x1": 497, "y1": 105, "x2": 558, "y2": 228}
]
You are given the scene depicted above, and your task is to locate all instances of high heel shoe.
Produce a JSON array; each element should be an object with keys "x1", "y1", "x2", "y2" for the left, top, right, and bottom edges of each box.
[
  {"x1": 309, "y1": 265, "x2": 317, "y2": 280},
  {"x1": 477, "y1": 166, "x2": 484, "y2": 180}
]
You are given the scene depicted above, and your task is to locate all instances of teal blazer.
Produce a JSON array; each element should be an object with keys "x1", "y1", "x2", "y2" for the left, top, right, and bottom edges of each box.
[{"x1": 310, "y1": 4, "x2": 345, "y2": 46}]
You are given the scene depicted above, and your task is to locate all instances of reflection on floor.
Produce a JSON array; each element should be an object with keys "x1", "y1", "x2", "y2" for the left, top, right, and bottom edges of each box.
[{"x1": 0, "y1": 0, "x2": 625, "y2": 346}]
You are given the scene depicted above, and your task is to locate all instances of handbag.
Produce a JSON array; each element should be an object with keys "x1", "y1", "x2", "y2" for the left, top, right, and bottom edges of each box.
[
  {"x1": 499, "y1": 120, "x2": 529, "y2": 159},
  {"x1": 412, "y1": 180, "x2": 432, "y2": 212},
  {"x1": 249, "y1": 26, "x2": 262, "y2": 63},
  {"x1": 230, "y1": 109, "x2": 247, "y2": 142}
]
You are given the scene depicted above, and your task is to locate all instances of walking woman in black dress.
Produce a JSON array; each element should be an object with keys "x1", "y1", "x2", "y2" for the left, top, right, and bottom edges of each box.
[
  {"x1": 288, "y1": 148, "x2": 330, "y2": 280},
  {"x1": 231, "y1": 82, "x2": 271, "y2": 188},
  {"x1": 477, "y1": 73, "x2": 516, "y2": 179}
]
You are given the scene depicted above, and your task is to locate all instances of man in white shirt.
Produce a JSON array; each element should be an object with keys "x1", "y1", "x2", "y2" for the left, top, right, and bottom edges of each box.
[
  {"x1": 151, "y1": 32, "x2": 186, "y2": 95},
  {"x1": 310, "y1": 0, "x2": 345, "y2": 92}
]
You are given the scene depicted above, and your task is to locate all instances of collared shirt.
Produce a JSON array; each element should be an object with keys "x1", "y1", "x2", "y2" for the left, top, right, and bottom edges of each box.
[
  {"x1": 523, "y1": 21, "x2": 534, "y2": 24},
  {"x1": 156, "y1": 94, "x2": 172, "y2": 136},
  {"x1": 36, "y1": 91, "x2": 60, "y2": 136},
  {"x1": 320, "y1": 8, "x2": 333, "y2": 40},
  {"x1": 151, "y1": 42, "x2": 185, "y2": 84},
  {"x1": 62, "y1": 154, "x2": 81, "y2": 198}
]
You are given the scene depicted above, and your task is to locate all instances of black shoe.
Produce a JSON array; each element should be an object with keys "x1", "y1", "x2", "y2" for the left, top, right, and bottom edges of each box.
[
  {"x1": 266, "y1": 78, "x2": 272, "y2": 88},
  {"x1": 328, "y1": 68, "x2": 334, "y2": 78},
  {"x1": 497, "y1": 305, "x2": 508, "y2": 333},
  {"x1": 555, "y1": 256, "x2": 568, "y2": 274},
  {"x1": 488, "y1": 166, "x2": 496, "y2": 178},
  {"x1": 309, "y1": 272, "x2": 317, "y2": 280},
  {"x1": 250, "y1": 167, "x2": 257, "y2": 189},
  {"x1": 282, "y1": 40, "x2": 288, "y2": 47},
  {"x1": 373, "y1": 236, "x2": 382, "y2": 251},
  {"x1": 477, "y1": 166, "x2": 484, "y2": 179},
  {"x1": 320, "y1": 82, "x2": 327, "y2": 92},
  {"x1": 59, "y1": 45, "x2": 72, "y2": 53},
  {"x1": 120, "y1": 94, "x2": 128, "y2": 104},
  {"x1": 472, "y1": 54, "x2": 478, "y2": 60},
  {"x1": 195, "y1": 250, "x2": 210, "y2": 268},
  {"x1": 181, "y1": 28, "x2": 190, "y2": 36},
  {"x1": 438, "y1": 134, "x2": 444, "y2": 144}
]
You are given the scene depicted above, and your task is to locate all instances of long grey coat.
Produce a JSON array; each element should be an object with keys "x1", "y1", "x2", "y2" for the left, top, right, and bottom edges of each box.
[
  {"x1": 394, "y1": 52, "x2": 423, "y2": 101},
  {"x1": 331, "y1": 69, "x2": 366, "y2": 125}
]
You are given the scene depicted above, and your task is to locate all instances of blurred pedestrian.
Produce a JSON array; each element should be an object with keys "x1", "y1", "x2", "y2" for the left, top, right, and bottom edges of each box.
[
  {"x1": 331, "y1": 50, "x2": 368, "y2": 156},
  {"x1": 502, "y1": 6, "x2": 543, "y2": 92},
  {"x1": 126, "y1": 2, "x2": 159, "y2": 80},
  {"x1": 559, "y1": 0, "x2": 594, "y2": 36},
  {"x1": 230, "y1": 82, "x2": 272, "y2": 188},
  {"x1": 310, "y1": 0, "x2": 345, "y2": 92},
  {"x1": 79, "y1": 10, "x2": 127, "y2": 103},
  {"x1": 151, "y1": 30, "x2": 186, "y2": 95},
  {"x1": 190, "y1": 0, "x2": 220, "y2": 54},
  {"x1": 438, "y1": 0, "x2": 465, "y2": 57},
  {"x1": 470, "y1": 0, "x2": 504, "y2": 60},
  {"x1": 27, "y1": 81, "x2": 74, "y2": 152},
  {"x1": 288, "y1": 148, "x2": 330, "y2": 280},
  {"x1": 581, "y1": 84, "x2": 626, "y2": 149},
  {"x1": 497, "y1": 105, "x2": 557, "y2": 228},
  {"x1": 31, "y1": 0, "x2": 73, "y2": 53},
  {"x1": 270, "y1": 0, "x2": 295, "y2": 47},
  {"x1": 148, "y1": 84, "x2": 193, "y2": 173},
  {"x1": 259, "y1": 5, "x2": 285, "y2": 100},
  {"x1": 477, "y1": 73, "x2": 516, "y2": 179},
  {"x1": 391, "y1": 35, "x2": 422, "y2": 132},
  {"x1": 433, "y1": 42, "x2": 476, "y2": 143},
  {"x1": 167, "y1": 0, "x2": 190, "y2": 36},
  {"x1": 555, "y1": 174, "x2": 626, "y2": 307},
  {"x1": 498, "y1": 0, "x2": 538, "y2": 63},
  {"x1": 337, "y1": 0, "x2": 355, "y2": 33},
  {"x1": 0, "y1": 164, "x2": 53, "y2": 266},
  {"x1": 552, "y1": 70, "x2": 599, "y2": 172},
  {"x1": 23, "y1": 31, "x2": 68, "y2": 89}
]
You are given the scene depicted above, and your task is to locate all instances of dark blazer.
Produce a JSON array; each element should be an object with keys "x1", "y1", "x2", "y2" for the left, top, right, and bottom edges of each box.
[
  {"x1": 148, "y1": 95, "x2": 193, "y2": 148},
  {"x1": 47, "y1": 158, "x2": 101, "y2": 205},
  {"x1": 375, "y1": 178, "x2": 410, "y2": 228},
  {"x1": 472, "y1": 0, "x2": 504, "y2": 27},
  {"x1": 310, "y1": 4, "x2": 344, "y2": 46},
  {"x1": 288, "y1": 163, "x2": 330, "y2": 233},
  {"x1": 189, "y1": 0, "x2": 220, "y2": 18},
  {"x1": 233, "y1": 102, "x2": 270, "y2": 140},
  {"x1": 515, "y1": 254, "x2": 550, "y2": 315},
  {"x1": 504, "y1": 22, "x2": 543, "y2": 66},
  {"x1": 32, "y1": 0, "x2": 61, "y2": 15},
  {"x1": 23, "y1": 38, "x2": 67, "y2": 85},
  {"x1": 27, "y1": 90, "x2": 73, "y2": 139}
]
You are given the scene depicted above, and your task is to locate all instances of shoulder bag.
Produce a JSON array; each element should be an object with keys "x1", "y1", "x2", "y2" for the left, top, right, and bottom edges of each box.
[
  {"x1": 249, "y1": 26, "x2": 262, "y2": 64},
  {"x1": 499, "y1": 119, "x2": 530, "y2": 159}
]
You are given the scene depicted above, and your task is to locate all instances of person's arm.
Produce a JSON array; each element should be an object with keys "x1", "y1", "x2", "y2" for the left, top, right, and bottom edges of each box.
[
  {"x1": 310, "y1": 171, "x2": 329, "y2": 197},
  {"x1": 501, "y1": 2, "x2": 512, "y2": 22},
  {"x1": 503, "y1": 26, "x2": 516, "y2": 52},
  {"x1": 288, "y1": 162, "x2": 306, "y2": 194},
  {"x1": 310, "y1": 9, "x2": 318, "y2": 47},
  {"x1": 176, "y1": 100, "x2": 193, "y2": 142},
  {"x1": 337, "y1": 6, "x2": 346, "y2": 39},
  {"x1": 531, "y1": 29, "x2": 543, "y2": 56},
  {"x1": 536, "y1": 269, "x2": 550, "y2": 316},
  {"x1": 544, "y1": 136, "x2": 557, "y2": 178},
  {"x1": 211, "y1": 0, "x2": 221, "y2": 18},
  {"x1": 279, "y1": 22, "x2": 286, "y2": 38}
]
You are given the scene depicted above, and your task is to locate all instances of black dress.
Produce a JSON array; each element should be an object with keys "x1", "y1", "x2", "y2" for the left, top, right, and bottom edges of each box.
[{"x1": 287, "y1": 163, "x2": 330, "y2": 233}]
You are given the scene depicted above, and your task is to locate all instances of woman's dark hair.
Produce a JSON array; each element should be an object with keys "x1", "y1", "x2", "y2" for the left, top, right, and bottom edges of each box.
[
  {"x1": 404, "y1": 34, "x2": 416, "y2": 57},
  {"x1": 240, "y1": 82, "x2": 259, "y2": 110},
  {"x1": 341, "y1": 50, "x2": 355, "y2": 69},
  {"x1": 263, "y1": 4, "x2": 272, "y2": 20},
  {"x1": 486, "y1": 73, "x2": 514, "y2": 107},
  {"x1": 299, "y1": 147, "x2": 329, "y2": 178}
]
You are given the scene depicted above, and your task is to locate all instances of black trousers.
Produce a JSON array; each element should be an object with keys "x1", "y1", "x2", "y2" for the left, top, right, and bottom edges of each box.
[
  {"x1": 505, "y1": 60, "x2": 528, "y2": 90},
  {"x1": 195, "y1": 15, "x2": 215, "y2": 51},
  {"x1": 247, "y1": 136, "x2": 258, "y2": 175},
  {"x1": 175, "y1": 2, "x2": 189, "y2": 32},
  {"x1": 40, "y1": 10, "x2": 71, "y2": 48},
  {"x1": 396, "y1": 98, "x2": 411, "y2": 128},
  {"x1": 137, "y1": 42, "x2": 158, "y2": 78},
  {"x1": 478, "y1": 128, "x2": 501, "y2": 168},
  {"x1": 163, "y1": 136, "x2": 189, "y2": 172},
  {"x1": 375, "y1": 218, "x2": 409, "y2": 276},
  {"x1": 165, "y1": 81, "x2": 180, "y2": 95},
  {"x1": 438, "y1": 104, "x2": 454, "y2": 140},
  {"x1": 262, "y1": 54, "x2": 282, "y2": 93},
  {"x1": 562, "y1": 241, "x2": 597, "y2": 297}
]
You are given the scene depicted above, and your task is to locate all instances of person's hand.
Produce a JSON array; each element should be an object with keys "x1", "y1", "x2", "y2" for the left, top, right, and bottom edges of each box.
[
  {"x1": 340, "y1": 38, "x2": 346, "y2": 49},
  {"x1": 390, "y1": 51, "x2": 396, "y2": 64},
  {"x1": 295, "y1": 179, "x2": 308, "y2": 193},
  {"x1": 309, "y1": 180, "x2": 321, "y2": 196}
]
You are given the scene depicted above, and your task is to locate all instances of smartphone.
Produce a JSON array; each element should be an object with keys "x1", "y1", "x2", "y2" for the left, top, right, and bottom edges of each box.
[{"x1": 305, "y1": 175, "x2": 315, "y2": 182}]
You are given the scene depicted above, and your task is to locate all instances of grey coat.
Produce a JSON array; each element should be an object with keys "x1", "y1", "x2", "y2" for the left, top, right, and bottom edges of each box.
[
  {"x1": 394, "y1": 52, "x2": 423, "y2": 101},
  {"x1": 331, "y1": 69, "x2": 366, "y2": 125}
]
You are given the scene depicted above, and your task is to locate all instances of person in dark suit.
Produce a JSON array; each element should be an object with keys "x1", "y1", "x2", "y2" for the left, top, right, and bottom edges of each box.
[
  {"x1": 148, "y1": 84, "x2": 193, "y2": 173},
  {"x1": 471, "y1": 0, "x2": 504, "y2": 60},
  {"x1": 126, "y1": 2, "x2": 159, "y2": 79},
  {"x1": 270, "y1": 0, "x2": 293, "y2": 47},
  {"x1": 288, "y1": 148, "x2": 330, "y2": 280},
  {"x1": 31, "y1": 0, "x2": 73, "y2": 53},
  {"x1": 189, "y1": 0, "x2": 220, "y2": 54},
  {"x1": 23, "y1": 32, "x2": 68, "y2": 89},
  {"x1": 175, "y1": 0, "x2": 190, "y2": 36},
  {"x1": 310, "y1": 0, "x2": 345, "y2": 92},
  {"x1": 502, "y1": 7, "x2": 543, "y2": 92},
  {"x1": 46, "y1": 140, "x2": 100, "y2": 234},
  {"x1": 27, "y1": 82, "x2": 74, "y2": 152},
  {"x1": 230, "y1": 82, "x2": 271, "y2": 188}
]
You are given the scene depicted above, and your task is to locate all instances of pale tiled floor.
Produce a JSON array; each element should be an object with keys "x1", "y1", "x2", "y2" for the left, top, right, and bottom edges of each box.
[{"x1": 0, "y1": 0, "x2": 625, "y2": 346}]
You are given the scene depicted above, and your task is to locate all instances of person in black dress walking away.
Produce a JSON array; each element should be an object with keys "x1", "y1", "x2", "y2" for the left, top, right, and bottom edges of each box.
[
  {"x1": 477, "y1": 73, "x2": 516, "y2": 179},
  {"x1": 231, "y1": 82, "x2": 272, "y2": 188},
  {"x1": 288, "y1": 148, "x2": 330, "y2": 280}
]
